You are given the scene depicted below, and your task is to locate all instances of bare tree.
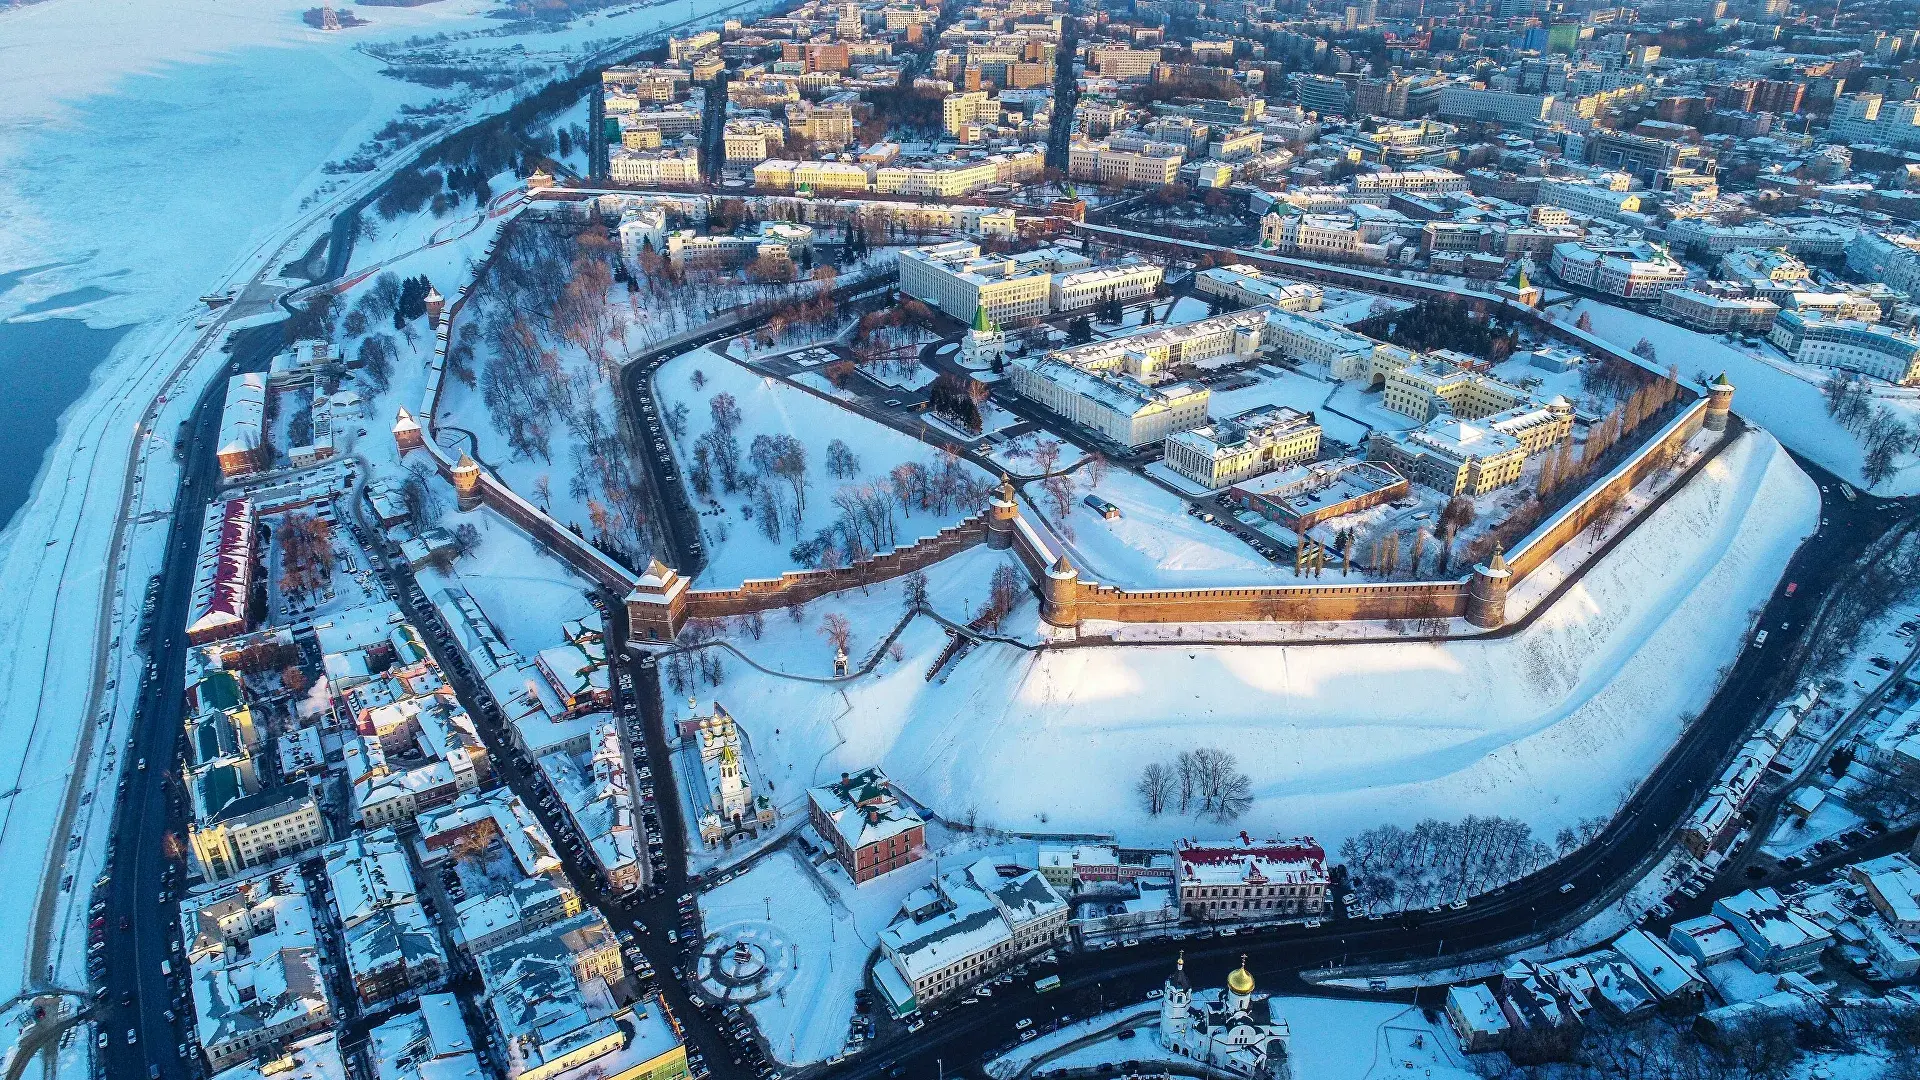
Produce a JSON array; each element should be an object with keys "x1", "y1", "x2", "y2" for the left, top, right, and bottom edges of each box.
[
  {"x1": 819, "y1": 612, "x2": 853, "y2": 656},
  {"x1": 1136, "y1": 762, "x2": 1175, "y2": 816}
]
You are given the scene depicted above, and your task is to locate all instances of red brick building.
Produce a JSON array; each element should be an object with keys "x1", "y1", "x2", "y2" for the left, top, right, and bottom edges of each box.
[{"x1": 807, "y1": 768, "x2": 926, "y2": 883}]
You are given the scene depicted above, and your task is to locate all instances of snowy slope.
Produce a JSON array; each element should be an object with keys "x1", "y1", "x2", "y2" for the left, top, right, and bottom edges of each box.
[
  {"x1": 1565, "y1": 298, "x2": 1920, "y2": 494},
  {"x1": 692, "y1": 432, "x2": 1816, "y2": 850},
  {"x1": 655, "y1": 347, "x2": 992, "y2": 587}
]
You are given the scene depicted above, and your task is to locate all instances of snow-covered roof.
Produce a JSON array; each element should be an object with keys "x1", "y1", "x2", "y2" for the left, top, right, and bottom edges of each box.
[
  {"x1": 187, "y1": 498, "x2": 254, "y2": 640},
  {"x1": 184, "y1": 869, "x2": 332, "y2": 1056},
  {"x1": 1667, "y1": 915, "x2": 1745, "y2": 966},
  {"x1": 212, "y1": 1033, "x2": 347, "y2": 1080},
  {"x1": 1612, "y1": 928, "x2": 1702, "y2": 998},
  {"x1": 1446, "y1": 984, "x2": 1509, "y2": 1035},
  {"x1": 1176, "y1": 835, "x2": 1328, "y2": 887},
  {"x1": 368, "y1": 993, "x2": 482, "y2": 1080},
  {"x1": 809, "y1": 768, "x2": 925, "y2": 853},
  {"x1": 1713, "y1": 889, "x2": 1833, "y2": 956},
  {"x1": 219, "y1": 372, "x2": 267, "y2": 458}
]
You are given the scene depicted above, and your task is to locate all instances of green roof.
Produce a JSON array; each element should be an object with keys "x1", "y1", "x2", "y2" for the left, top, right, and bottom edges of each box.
[
  {"x1": 201, "y1": 764, "x2": 243, "y2": 819},
  {"x1": 197, "y1": 671, "x2": 242, "y2": 711}
]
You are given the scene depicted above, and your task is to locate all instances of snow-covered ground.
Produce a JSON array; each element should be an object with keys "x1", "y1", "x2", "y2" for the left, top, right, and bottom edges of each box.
[
  {"x1": 697, "y1": 832, "x2": 1031, "y2": 1067},
  {"x1": 685, "y1": 431, "x2": 1816, "y2": 851},
  {"x1": 1022, "y1": 467, "x2": 1285, "y2": 588},
  {"x1": 986, "y1": 996, "x2": 1472, "y2": 1080},
  {"x1": 0, "y1": 0, "x2": 764, "y2": 1018},
  {"x1": 656, "y1": 347, "x2": 993, "y2": 588},
  {"x1": 1563, "y1": 298, "x2": 1920, "y2": 494},
  {"x1": 415, "y1": 507, "x2": 597, "y2": 656}
]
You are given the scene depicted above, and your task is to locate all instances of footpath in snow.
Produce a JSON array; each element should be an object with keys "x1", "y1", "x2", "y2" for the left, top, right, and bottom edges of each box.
[{"x1": 690, "y1": 431, "x2": 1817, "y2": 852}]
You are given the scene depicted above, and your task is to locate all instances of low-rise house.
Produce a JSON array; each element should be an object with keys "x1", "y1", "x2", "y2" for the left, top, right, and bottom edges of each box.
[
  {"x1": 477, "y1": 913, "x2": 686, "y2": 1080},
  {"x1": 1446, "y1": 983, "x2": 1511, "y2": 1051},
  {"x1": 1713, "y1": 889, "x2": 1834, "y2": 973},
  {"x1": 540, "y1": 718, "x2": 643, "y2": 894},
  {"x1": 210, "y1": 1033, "x2": 346, "y2": 1080},
  {"x1": 1611, "y1": 928, "x2": 1706, "y2": 1009},
  {"x1": 367, "y1": 993, "x2": 483, "y2": 1080},
  {"x1": 1667, "y1": 915, "x2": 1746, "y2": 968},
  {"x1": 808, "y1": 768, "x2": 927, "y2": 884},
  {"x1": 417, "y1": 788, "x2": 581, "y2": 957},
  {"x1": 879, "y1": 858, "x2": 1068, "y2": 1012}
]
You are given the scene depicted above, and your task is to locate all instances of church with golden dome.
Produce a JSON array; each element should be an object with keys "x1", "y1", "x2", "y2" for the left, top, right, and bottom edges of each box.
[{"x1": 1157, "y1": 954, "x2": 1292, "y2": 1080}]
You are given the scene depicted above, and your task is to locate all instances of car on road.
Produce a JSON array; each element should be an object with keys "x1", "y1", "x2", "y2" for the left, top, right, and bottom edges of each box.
[
  {"x1": 1016, "y1": 1018, "x2": 1033, "y2": 1030},
  {"x1": 1559, "y1": 882, "x2": 1576, "y2": 894},
  {"x1": 1784, "y1": 582, "x2": 1797, "y2": 596},
  {"x1": 126, "y1": 1029, "x2": 137, "y2": 1045}
]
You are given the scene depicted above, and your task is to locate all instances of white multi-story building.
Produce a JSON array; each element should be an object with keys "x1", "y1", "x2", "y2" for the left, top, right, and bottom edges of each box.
[
  {"x1": 1046, "y1": 308, "x2": 1272, "y2": 382},
  {"x1": 752, "y1": 158, "x2": 873, "y2": 194},
  {"x1": 1659, "y1": 288, "x2": 1781, "y2": 333},
  {"x1": 1090, "y1": 45, "x2": 1160, "y2": 77},
  {"x1": 1067, "y1": 137, "x2": 1183, "y2": 187},
  {"x1": 1193, "y1": 265, "x2": 1324, "y2": 312},
  {"x1": 1549, "y1": 240, "x2": 1686, "y2": 300},
  {"x1": 1769, "y1": 310, "x2": 1920, "y2": 385},
  {"x1": 1847, "y1": 231, "x2": 1920, "y2": 296},
  {"x1": 942, "y1": 90, "x2": 997, "y2": 135},
  {"x1": 896, "y1": 241, "x2": 1086, "y2": 325},
  {"x1": 608, "y1": 146, "x2": 701, "y2": 185},
  {"x1": 1534, "y1": 175, "x2": 1643, "y2": 221},
  {"x1": 1049, "y1": 258, "x2": 1164, "y2": 312},
  {"x1": 1164, "y1": 406, "x2": 1323, "y2": 489},
  {"x1": 617, "y1": 205, "x2": 669, "y2": 265},
  {"x1": 1436, "y1": 85, "x2": 1556, "y2": 124},
  {"x1": 1008, "y1": 358, "x2": 1209, "y2": 448},
  {"x1": 722, "y1": 118, "x2": 786, "y2": 163}
]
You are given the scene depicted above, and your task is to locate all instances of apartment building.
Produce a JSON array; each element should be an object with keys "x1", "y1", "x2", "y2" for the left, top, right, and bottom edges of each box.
[
  {"x1": 1769, "y1": 310, "x2": 1920, "y2": 384},
  {"x1": 189, "y1": 783, "x2": 327, "y2": 883},
  {"x1": 1368, "y1": 417, "x2": 1528, "y2": 496},
  {"x1": 608, "y1": 147, "x2": 701, "y2": 186}
]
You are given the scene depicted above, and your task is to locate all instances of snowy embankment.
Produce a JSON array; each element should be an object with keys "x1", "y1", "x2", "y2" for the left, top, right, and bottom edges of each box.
[
  {"x1": 0, "y1": 0, "x2": 771, "y2": 1019},
  {"x1": 655, "y1": 347, "x2": 992, "y2": 588},
  {"x1": 1565, "y1": 298, "x2": 1920, "y2": 495},
  {"x1": 695, "y1": 432, "x2": 1815, "y2": 851}
]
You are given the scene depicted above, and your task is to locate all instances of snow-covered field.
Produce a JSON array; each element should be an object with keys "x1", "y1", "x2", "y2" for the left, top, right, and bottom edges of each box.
[
  {"x1": 689, "y1": 432, "x2": 1816, "y2": 851},
  {"x1": 656, "y1": 347, "x2": 993, "y2": 587},
  {"x1": 1563, "y1": 298, "x2": 1920, "y2": 494}
]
